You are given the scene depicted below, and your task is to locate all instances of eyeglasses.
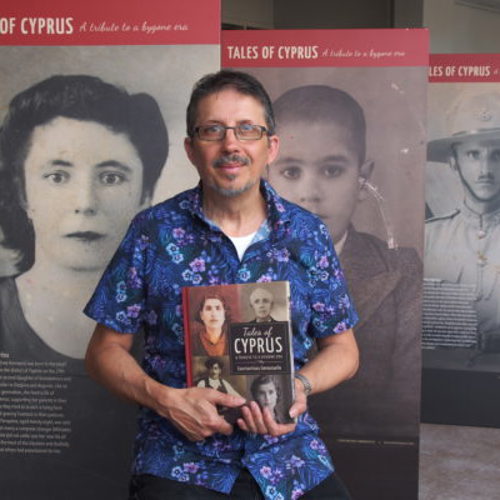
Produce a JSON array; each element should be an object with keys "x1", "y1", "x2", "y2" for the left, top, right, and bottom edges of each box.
[{"x1": 193, "y1": 124, "x2": 269, "y2": 141}]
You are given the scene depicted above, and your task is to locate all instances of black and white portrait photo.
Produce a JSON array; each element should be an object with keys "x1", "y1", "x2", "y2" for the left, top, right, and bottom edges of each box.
[
  {"x1": 242, "y1": 282, "x2": 289, "y2": 323},
  {"x1": 249, "y1": 374, "x2": 291, "y2": 425},
  {"x1": 422, "y1": 80, "x2": 500, "y2": 428},
  {"x1": 0, "y1": 44, "x2": 218, "y2": 500},
  {"x1": 245, "y1": 64, "x2": 427, "y2": 498},
  {"x1": 249, "y1": 67, "x2": 425, "y2": 440}
]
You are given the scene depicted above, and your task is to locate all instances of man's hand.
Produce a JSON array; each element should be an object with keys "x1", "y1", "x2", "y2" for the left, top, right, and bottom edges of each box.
[
  {"x1": 155, "y1": 386, "x2": 246, "y2": 441},
  {"x1": 236, "y1": 378, "x2": 307, "y2": 437},
  {"x1": 85, "y1": 324, "x2": 248, "y2": 442}
]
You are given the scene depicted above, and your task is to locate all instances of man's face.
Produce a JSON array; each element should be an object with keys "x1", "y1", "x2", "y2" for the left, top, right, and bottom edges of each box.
[
  {"x1": 208, "y1": 362, "x2": 222, "y2": 379},
  {"x1": 255, "y1": 381, "x2": 278, "y2": 411},
  {"x1": 199, "y1": 298, "x2": 225, "y2": 330},
  {"x1": 269, "y1": 119, "x2": 369, "y2": 244},
  {"x1": 452, "y1": 137, "x2": 500, "y2": 207},
  {"x1": 23, "y1": 116, "x2": 147, "y2": 272},
  {"x1": 250, "y1": 288, "x2": 273, "y2": 321},
  {"x1": 185, "y1": 88, "x2": 279, "y2": 200}
]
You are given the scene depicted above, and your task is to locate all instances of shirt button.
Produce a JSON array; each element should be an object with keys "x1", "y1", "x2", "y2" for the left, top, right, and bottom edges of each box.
[
  {"x1": 477, "y1": 254, "x2": 487, "y2": 266},
  {"x1": 477, "y1": 229, "x2": 486, "y2": 239}
]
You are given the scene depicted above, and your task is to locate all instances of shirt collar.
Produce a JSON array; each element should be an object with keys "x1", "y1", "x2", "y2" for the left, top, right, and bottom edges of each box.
[
  {"x1": 186, "y1": 179, "x2": 291, "y2": 235},
  {"x1": 334, "y1": 230, "x2": 349, "y2": 255},
  {"x1": 461, "y1": 200, "x2": 500, "y2": 228}
]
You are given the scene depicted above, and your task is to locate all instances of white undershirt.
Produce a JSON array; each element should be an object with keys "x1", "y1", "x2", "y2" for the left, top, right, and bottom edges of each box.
[
  {"x1": 228, "y1": 231, "x2": 257, "y2": 260},
  {"x1": 334, "y1": 231, "x2": 348, "y2": 256}
]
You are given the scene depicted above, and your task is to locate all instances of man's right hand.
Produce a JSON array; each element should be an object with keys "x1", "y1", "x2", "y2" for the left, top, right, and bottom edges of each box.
[
  {"x1": 154, "y1": 386, "x2": 246, "y2": 441},
  {"x1": 85, "y1": 325, "x2": 246, "y2": 442}
]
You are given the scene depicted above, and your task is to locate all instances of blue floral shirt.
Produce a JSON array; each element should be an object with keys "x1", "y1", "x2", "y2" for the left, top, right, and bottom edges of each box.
[{"x1": 84, "y1": 180, "x2": 358, "y2": 500}]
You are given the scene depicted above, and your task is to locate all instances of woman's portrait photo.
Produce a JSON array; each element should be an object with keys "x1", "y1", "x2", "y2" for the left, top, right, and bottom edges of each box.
[
  {"x1": 0, "y1": 43, "x2": 219, "y2": 500},
  {"x1": 0, "y1": 74, "x2": 168, "y2": 360},
  {"x1": 249, "y1": 374, "x2": 292, "y2": 424},
  {"x1": 191, "y1": 293, "x2": 232, "y2": 357}
]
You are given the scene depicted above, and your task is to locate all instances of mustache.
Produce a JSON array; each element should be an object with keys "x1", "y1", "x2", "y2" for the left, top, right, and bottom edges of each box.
[{"x1": 213, "y1": 154, "x2": 250, "y2": 168}]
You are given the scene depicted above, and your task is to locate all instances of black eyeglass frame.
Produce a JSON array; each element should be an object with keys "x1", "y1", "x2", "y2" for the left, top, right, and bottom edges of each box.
[{"x1": 193, "y1": 124, "x2": 269, "y2": 141}]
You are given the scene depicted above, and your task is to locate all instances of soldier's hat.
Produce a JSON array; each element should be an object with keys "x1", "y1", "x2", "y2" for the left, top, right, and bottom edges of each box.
[{"x1": 428, "y1": 91, "x2": 500, "y2": 163}]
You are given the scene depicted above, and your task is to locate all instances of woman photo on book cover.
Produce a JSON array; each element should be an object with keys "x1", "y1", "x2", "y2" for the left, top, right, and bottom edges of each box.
[
  {"x1": 250, "y1": 374, "x2": 285, "y2": 423},
  {"x1": 192, "y1": 293, "x2": 231, "y2": 356}
]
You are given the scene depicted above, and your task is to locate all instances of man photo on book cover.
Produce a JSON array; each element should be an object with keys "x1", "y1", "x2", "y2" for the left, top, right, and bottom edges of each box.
[
  {"x1": 248, "y1": 286, "x2": 277, "y2": 323},
  {"x1": 85, "y1": 70, "x2": 359, "y2": 500},
  {"x1": 196, "y1": 356, "x2": 243, "y2": 397},
  {"x1": 425, "y1": 89, "x2": 500, "y2": 359},
  {"x1": 268, "y1": 84, "x2": 422, "y2": 439}
]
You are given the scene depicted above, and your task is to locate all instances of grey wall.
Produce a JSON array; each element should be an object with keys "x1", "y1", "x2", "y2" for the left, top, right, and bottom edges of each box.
[
  {"x1": 273, "y1": 0, "x2": 394, "y2": 28},
  {"x1": 272, "y1": 0, "x2": 423, "y2": 29},
  {"x1": 424, "y1": 0, "x2": 500, "y2": 52}
]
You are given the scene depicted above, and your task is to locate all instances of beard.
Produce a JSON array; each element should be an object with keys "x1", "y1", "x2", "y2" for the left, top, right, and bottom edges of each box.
[
  {"x1": 209, "y1": 153, "x2": 258, "y2": 198},
  {"x1": 208, "y1": 177, "x2": 259, "y2": 198}
]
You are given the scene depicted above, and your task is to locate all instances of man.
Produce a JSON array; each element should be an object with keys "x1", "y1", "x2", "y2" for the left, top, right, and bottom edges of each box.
[
  {"x1": 425, "y1": 90, "x2": 500, "y2": 347},
  {"x1": 249, "y1": 286, "x2": 276, "y2": 322},
  {"x1": 269, "y1": 85, "x2": 422, "y2": 438},
  {"x1": 197, "y1": 357, "x2": 242, "y2": 398},
  {"x1": 84, "y1": 70, "x2": 359, "y2": 500}
]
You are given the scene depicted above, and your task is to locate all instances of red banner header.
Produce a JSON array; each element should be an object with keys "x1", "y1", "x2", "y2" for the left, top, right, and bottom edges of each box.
[
  {"x1": 0, "y1": 0, "x2": 219, "y2": 45},
  {"x1": 429, "y1": 54, "x2": 500, "y2": 82},
  {"x1": 222, "y1": 29, "x2": 429, "y2": 68}
]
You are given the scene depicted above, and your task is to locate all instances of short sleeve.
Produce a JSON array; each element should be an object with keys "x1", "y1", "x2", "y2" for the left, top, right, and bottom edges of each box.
[
  {"x1": 84, "y1": 212, "x2": 151, "y2": 334},
  {"x1": 308, "y1": 223, "x2": 358, "y2": 338}
]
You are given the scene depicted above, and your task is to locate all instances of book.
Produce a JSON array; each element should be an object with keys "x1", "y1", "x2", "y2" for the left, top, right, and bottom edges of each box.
[{"x1": 182, "y1": 280, "x2": 295, "y2": 424}]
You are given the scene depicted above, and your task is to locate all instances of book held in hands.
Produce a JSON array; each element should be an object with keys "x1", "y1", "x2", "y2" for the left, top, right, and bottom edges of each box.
[{"x1": 182, "y1": 281, "x2": 295, "y2": 424}]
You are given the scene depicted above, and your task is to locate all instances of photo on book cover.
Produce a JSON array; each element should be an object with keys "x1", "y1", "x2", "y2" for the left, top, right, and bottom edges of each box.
[{"x1": 182, "y1": 281, "x2": 295, "y2": 424}]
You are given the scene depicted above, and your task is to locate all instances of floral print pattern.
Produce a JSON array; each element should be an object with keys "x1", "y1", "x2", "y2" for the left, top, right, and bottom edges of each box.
[{"x1": 85, "y1": 180, "x2": 357, "y2": 499}]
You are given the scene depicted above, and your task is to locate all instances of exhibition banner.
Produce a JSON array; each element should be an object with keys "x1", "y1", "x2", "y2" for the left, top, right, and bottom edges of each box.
[
  {"x1": 0, "y1": 1, "x2": 220, "y2": 499},
  {"x1": 224, "y1": 28, "x2": 428, "y2": 500},
  {"x1": 423, "y1": 53, "x2": 500, "y2": 428}
]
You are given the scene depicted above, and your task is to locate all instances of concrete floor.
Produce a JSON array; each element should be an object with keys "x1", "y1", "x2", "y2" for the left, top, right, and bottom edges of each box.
[{"x1": 419, "y1": 423, "x2": 500, "y2": 499}]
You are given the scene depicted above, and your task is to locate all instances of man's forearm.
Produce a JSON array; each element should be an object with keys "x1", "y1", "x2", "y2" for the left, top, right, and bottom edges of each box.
[
  {"x1": 85, "y1": 324, "x2": 167, "y2": 411},
  {"x1": 85, "y1": 323, "x2": 245, "y2": 441},
  {"x1": 299, "y1": 328, "x2": 359, "y2": 395}
]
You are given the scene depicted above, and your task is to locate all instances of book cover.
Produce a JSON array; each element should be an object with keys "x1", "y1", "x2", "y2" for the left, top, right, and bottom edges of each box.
[
  {"x1": 183, "y1": 280, "x2": 295, "y2": 424},
  {"x1": 222, "y1": 29, "x2": 428, "y2": 500},
  {"x1": 0, "y1": 1, "x2": 220, "y2": 499},
  {"x1": 422, "y1": 53, "x2": 500, "y2": 428}
]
